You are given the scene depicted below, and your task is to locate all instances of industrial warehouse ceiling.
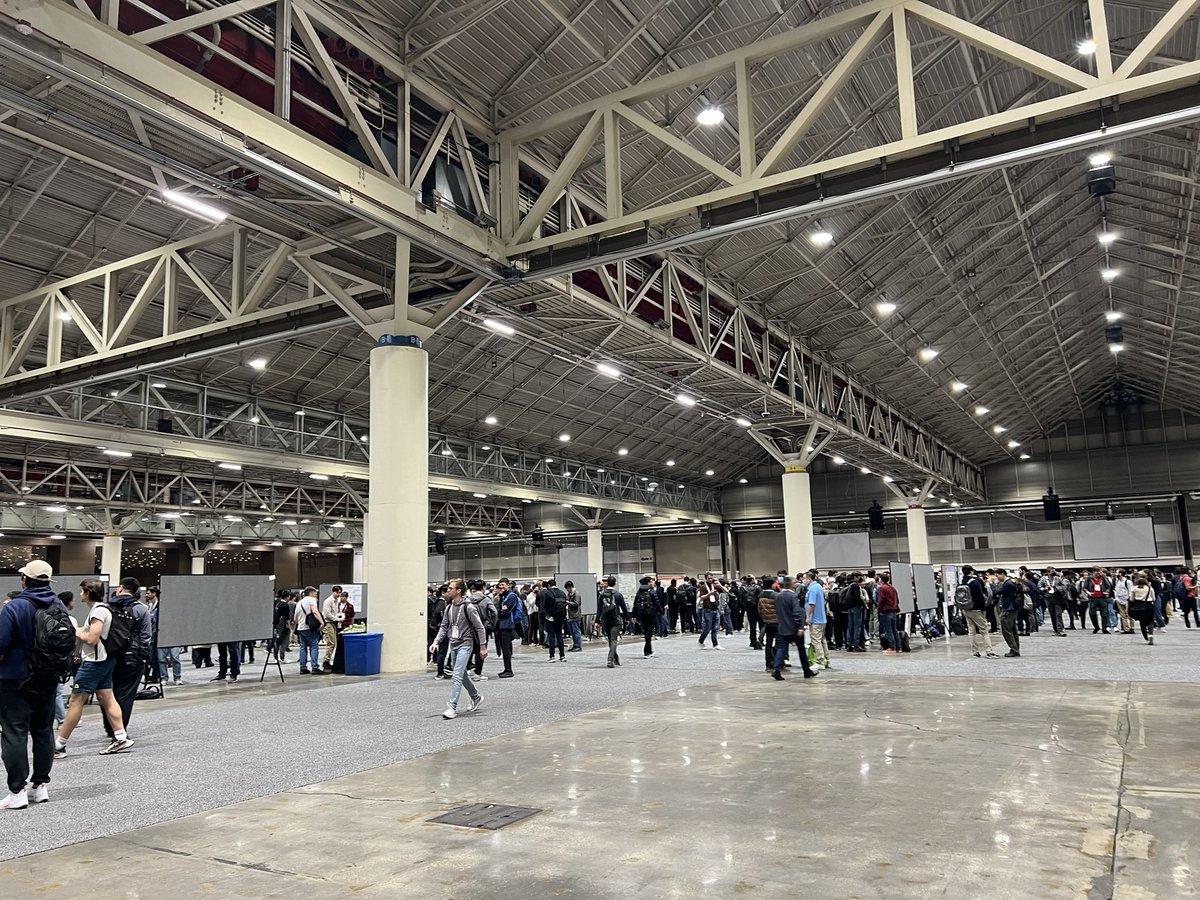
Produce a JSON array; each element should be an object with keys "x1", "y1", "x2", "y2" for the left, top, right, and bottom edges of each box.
[{"x1": 0, "y1": 0, "x2": 1196, "y2": 532}]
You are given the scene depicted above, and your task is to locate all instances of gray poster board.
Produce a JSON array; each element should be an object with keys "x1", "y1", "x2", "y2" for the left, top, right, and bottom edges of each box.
[
  {"x1": 913, "y1": 564, "x2": 938, "y2": 611},
  {"x1": 558, "y1": 547, "x2": 590, "y2": 573},
  {"x1": 157, "y1": 574, "x2": 275, "y2": 646},
  {"x1": 319, "y1": 582, "x2": 368, "y2": 620},
  {"x1": 555, "y1": 573, "x2": 598, "y2": 617},
  {"x1": 814, "y1": 532, "x2": 872, "y2": 568},
  {"x1": 889, "y1": 561, "x2": 914, "y2": 611}
]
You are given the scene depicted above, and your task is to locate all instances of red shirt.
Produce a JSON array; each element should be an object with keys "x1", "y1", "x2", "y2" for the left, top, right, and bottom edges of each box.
[{"x1": 876, "y1": 582, "x2": 900, "y2": 613}]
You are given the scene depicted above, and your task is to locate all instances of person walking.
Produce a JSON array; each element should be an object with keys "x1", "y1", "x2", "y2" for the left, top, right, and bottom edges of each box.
[
  {"x1": 632, "y1": 577, "x2": 659, "y2": 658},
  {"x1": 98, "y1": 578, "x2": 153, "y2": 742},
  {"x1": 597, "y1": 578, "x2": 626, "y2": 668},
  {"x1": 996, "y1": 569, "x2": 1022, "y2": 657},
  {"x1": 429, "y1": 579, "x2": 485, "y2": 719},
  {"x1": 0, "y1": 560, "x2": 70, "y2": 809},
  {"x1": 696, "y1": 576, "x2": 723, "y2": 649},
  {"x1": 771, "y1": 577, "x2": 817, "y2": 680},
  {"x1": 539, "y1": 580, "x2": 567, "y2": 662},
  {"x1": 1129, "y1": 574, "x2": 1156, "y2": 644},
  {"x1": 758, "y1": 583, "x2": 778, "y2": 672},
  {"x1": 742, "y1": 575, "x2": 762, "y2": 650},
  {"x1": 564, "y1": 581, "x2": 584, "y2": 652}
]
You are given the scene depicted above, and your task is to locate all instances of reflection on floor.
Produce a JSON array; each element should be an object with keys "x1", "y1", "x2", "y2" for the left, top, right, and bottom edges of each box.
[{"x1": 3, "y1": 623, "x2": 1198, "y2": 898}]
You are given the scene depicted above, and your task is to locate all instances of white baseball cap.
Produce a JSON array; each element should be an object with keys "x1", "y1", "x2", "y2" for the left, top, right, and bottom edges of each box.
[{"x1": 18, "y1": 560, "x2": 54, "y2": 582}]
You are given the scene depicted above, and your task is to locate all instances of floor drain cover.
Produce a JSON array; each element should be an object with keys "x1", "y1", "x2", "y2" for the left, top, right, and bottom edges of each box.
[{"x1": 428, "y1": 803, "x2": 542, "y2": 830}]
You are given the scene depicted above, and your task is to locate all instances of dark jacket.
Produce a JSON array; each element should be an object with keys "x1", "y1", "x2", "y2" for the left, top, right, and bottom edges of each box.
[
  {"x1": 997, "y1": 579, "x2": 1021, "y2": 613},
  {"x1": 965, "y1": 576, "x2": 988, "y2": 612},
  {"x1": 497, "y1": 590, "x2": 521, "y2": 631},
  {"x1": 597, "y1": 589, "x2": 626, "y2": 629},
  {"x1": 774, "y1": 588, "x2": 805, "y2": 634},
  {"x1": 539, "y1": 588, "x2": 566, "y2": 620},
  {"x1": 633, "y1": 586, "x2": 660, "y2": 618},
  {"x1": 0, "y1": 583, "x2": 62, "y2": 681},
  {"x1": 107, "y1": 592, "x2": 154, "y2": 663}
]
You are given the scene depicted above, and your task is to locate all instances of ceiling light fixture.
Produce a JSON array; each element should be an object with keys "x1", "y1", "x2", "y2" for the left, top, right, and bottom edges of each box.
[
  {"x1": 1019, "y1": 453, "x2": 1031, "y2": 460},
  {"x1": 705, "y1": 469, "x2": 715, "y2": 476},
  {"x1": 666, "y1": 460, "x2": 675, "y2": 467},
  {"x1": 1077, "y1": 38, "x2": 1098, "y2": 55},
  {"x1": 482, "y1": 318, "x2": 516, "y2": 336},
  {"x1": 950, "y1": 380, "x2": 967, "y2": 393},
  {"x1": 809, "y1": 230, "x2": 833, "y2": 247},
  {"x1": 248, "y1": 357, "x2": 267, "y2": 371},
  {"x1": 696, "y1": 101, "x2": 724, "y2": 126},
  {"x1": 250, "y1": 415, "x2": 260, "y2": 424},
  {"x1": 102, "y1": 449, "x2": 132, "y2": 458},
  {"x1": 596, "y1": 362, "x2": 621, "y2": 379},
  {"x1": 876, "y1": 301, "x2": 896, "y2": 315},
  {"x1": 472, "y1": 492, "x2": 488, "y2": 499},
  {"x1": 860, "y1": 467, "x2": 871, "y2": 474},
  {"x1": 675, "y1": 393, "x2": 697, "y2": 407},
  {"x1": 151, "y1": 381, "x2": 166, "y2": 389},
  {"x1": 738, "y1": 478, "x2": 748, "y2": 484},
  {"x1": 617, "y1": 448, "x2": 629, "y2": 456},
  {"x1": 1097, "y1": 231, "x2": 1117, "y2": 246},
  {"x1": 882, "y1": 475, "x2": 894, "y2": 483},
  {"x1": 992, "y1": 424, "x2": 1007, "y2": 433},
  {"x1": 974, "y1": 405, "x2": 989, "y2": 416},
  {"x1": 1105, "y1": 310, "x2": 1123, "y2": 322},
  {"x1": 558, "y1": 434, "x2": 570, "y2": 442},
  {"x1": 918, "y1": 346, "x2": 939, "y2": 362},
  {"x1": 1007, "y1": 439, "x2": 1021, "y2": 448},
  {"x1": 309, "y1": 473, "x2": 329, "y2": 481},
  {"x1": 735, "y1": 417, "x2": 752, "y2": 428},
  {"x1": 832, "y1": 456, "x2": 845, "y2": 465},
  {"x1": 1101, "y1": 268, "x2": 1119, "y2": 281},
  {"x1": 1089, "y1": 151, "x2": 1112, "y2": 167},
  {"x1": 162, "y1": 189, "x2": 228, "y2": 223},
  {"x1": 1109, "y1": 343, "x2": 1124, "y2": 353},
  {"x1": 484, "y1": 415, "x2": 498, "y2": 425},
  {"x1": 217, "y1": 463, "x2": 241, "y2": 471}
]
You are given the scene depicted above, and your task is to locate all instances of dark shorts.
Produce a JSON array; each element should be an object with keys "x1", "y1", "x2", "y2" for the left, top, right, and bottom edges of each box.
[{"x1": 72, "y1": 657, "x2": 117, "y2": 694}]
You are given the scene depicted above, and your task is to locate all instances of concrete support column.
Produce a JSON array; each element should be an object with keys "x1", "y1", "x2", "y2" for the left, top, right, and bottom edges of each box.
[
  {"x1": 367, "y1": 341, "x2": 428, "y2": 673},
  {"x1": 781, "y1": 462, "x2": 816, "y2": 575},
  {"x1": 906, "y1": 505, "x2": 930, "y2": 564},
  {"x1": 191, "y1": 554, "x2": 206, "y2": 575},
  {"x1": 100, "y1": 533, "x2": 123, "y2": 583},
  {"x1": 586, "y1": 526, "x2": 603, "y2": 579}
]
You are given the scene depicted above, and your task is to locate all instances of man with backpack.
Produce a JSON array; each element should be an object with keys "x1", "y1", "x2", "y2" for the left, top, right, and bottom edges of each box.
[
  {"x1": 633, "y1": 577, "x2": 660, "y2": 658},
  {"x1": 97, "y1": 578, "x2": 153, "y2": 742},
  {"x1": 597, "y1": 576, "x2": 626, "y2": 668},
  {"x1": 0, "y1": 560, "x2": 73, "y2": 809},
  {"x1": 958, "y1": 566, "x2": 999, "y2": 658},
  {"x1": 742, "y1": 575, "x2": 762, "y2": 650},
  {"x1": 55, "y1": 572, "x2": 136, "y2": 758},
  {"x1": 293, "y1": 587, "x2": 324, "y2": 674}
]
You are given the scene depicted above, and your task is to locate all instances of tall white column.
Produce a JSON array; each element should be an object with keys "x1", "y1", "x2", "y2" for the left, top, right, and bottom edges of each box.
[
  {"x1": 191, "y1": 554, "x2": 206, "y2": 575},
  {"x1": 367, "y1": 341, "x2": 428, "y2": 673},
  {"x1": 781, "y1": 463, "x2": 816, "y2": 575},
  {"x1": 352, "y1": 548, "x2": 365, "y2": 583},
  {"x1": 100, "y1": 533, "x2": 123, "y2": 583},
  {"x1": 586, "y1": 526, "x2": 603, "y2": 579},
  {"x1": 906, "y1": 505, "x2": 930, "y2": 564}
]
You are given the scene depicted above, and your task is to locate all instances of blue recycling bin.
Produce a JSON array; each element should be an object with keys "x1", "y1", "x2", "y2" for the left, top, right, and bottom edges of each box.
[{"x1": 342, "y1": 632, "x2": 383, "y2": 675}]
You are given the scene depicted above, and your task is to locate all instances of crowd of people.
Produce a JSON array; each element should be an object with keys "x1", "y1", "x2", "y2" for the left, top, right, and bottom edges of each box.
[{"x1": 2, "y1": 556, "x2": 1194, "y2": 807}]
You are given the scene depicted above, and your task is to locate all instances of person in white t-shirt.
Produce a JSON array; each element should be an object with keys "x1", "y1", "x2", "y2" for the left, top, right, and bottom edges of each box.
[
  {"x1": 293, "y1": 588, "x2": 324, "y2": 674},
  {"x1": 55, "y1": 583, "x2": 133, "y2": 757}
]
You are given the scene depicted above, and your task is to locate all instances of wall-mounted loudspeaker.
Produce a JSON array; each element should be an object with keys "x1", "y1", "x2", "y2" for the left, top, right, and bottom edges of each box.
[
  {"x1": 1043, "y1": 487, "x2": 1061, "y2": 522},
  {"x1": 868, "y1": 502, "x2": 885, "y2": 531}
]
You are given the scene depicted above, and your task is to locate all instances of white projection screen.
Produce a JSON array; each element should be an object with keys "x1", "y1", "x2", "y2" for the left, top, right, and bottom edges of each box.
[
  {"x1": 814, "y1": 532, "x2": 872, "y2": 569},
  {"x1": 1071, "y1": 517, "x2": 1158, "y2": 561}
]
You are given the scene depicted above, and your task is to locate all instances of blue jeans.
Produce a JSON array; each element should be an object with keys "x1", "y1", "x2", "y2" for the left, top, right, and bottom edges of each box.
[
  {"x1": 447, "y1": 644, "x2": 479, "y2": 709},
  {"x1": 698, "y1": 609, "x2": 720, "y2": 645},
  {"x1": 158, "y1": 646, "x2": 181, "y2": 682},
  {"x1": 1107, "y1": 600, "x2": 1117, "y2": 628},
  {"x1": 567, "y1": 619, "x2": 583, "y2": 650},
  {"x1": 844, "y1": 607, "x2": 864, "y2": 649},
  {"x1": 1154, "y1": 595, "x2": 1166, "y2": 627},
  {"x1": 721, "y1": 609, "x2": 732, "y2": 634},
  {"x1": 298, "y1": 628, "x2": 320, "y2": 671},
  {"x1": 879, "y1": 610, "x2": 901, "y2": 651}
]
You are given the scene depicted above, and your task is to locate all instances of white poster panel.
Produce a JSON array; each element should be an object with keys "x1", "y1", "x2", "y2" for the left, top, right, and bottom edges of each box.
[
  {"x1": 814, "y1": 532, "x2": 872, "y2": 569},
  {"x1": 427, "y1": 555, "x2": 446, "y2": 584}
]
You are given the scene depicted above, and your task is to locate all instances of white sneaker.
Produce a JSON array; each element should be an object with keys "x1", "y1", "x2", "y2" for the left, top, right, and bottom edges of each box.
[
  {"x1": 468, "y1": 695, "x2": 484, "y2": 712},
  {"x1": 0, "y1": 790, "x2": 28, "y2": 810},
  {"x1": 471, "y1": 674, "x2": 488, "y2": 681},
  {"x1": 28, "y1": 784, "x2": 48, "y2": 804},
  {"x1": 442, "y1": 707, "x2": 457, "y2": 719},
  {"x1": 714, "y1": 645, "x2": 726, "y2": 651},
  {"x1": 173, "y1": 679, "x2": 184, "y2": 686}
]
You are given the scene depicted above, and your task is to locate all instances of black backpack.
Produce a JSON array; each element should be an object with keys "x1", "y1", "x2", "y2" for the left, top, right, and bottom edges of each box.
[
  {"x1": 99, "y1": 601, "x2": 140, "y2": 660},
  {"x1": 480, "y1": 599, "x2": 498, "y2": 631},
  {"x1": 29, "y1": 602, "x2": 76, "y2": 684},
  {"x1": 599, "y1": 588, "x2": 617, "y2": 616},
  {"x1": 635, "y1": 588, "x2": 656, "y2": 617}
]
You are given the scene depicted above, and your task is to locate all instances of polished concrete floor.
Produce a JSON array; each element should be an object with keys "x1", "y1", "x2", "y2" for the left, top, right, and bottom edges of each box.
[{"x1": 1, "y1": 627, "x2": 1198, "y2": 898}]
